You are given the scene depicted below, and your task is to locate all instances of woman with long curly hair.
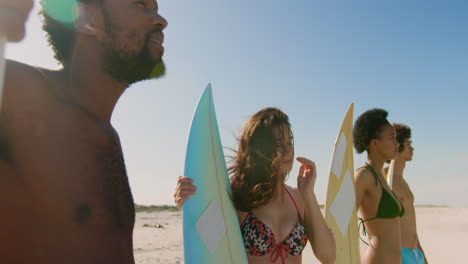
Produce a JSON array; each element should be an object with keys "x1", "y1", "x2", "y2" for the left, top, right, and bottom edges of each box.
[{"x1": 174, "y1": 107, "x2": 335, "y2": 264}]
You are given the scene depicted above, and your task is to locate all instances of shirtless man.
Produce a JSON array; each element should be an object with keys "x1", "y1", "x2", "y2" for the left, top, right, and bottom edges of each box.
[
  {"x1": 0, "y1": 0, "x2": 167, "y2": 263},
  {"x1": 384, "y1": 123, "x2": 428, "y2": 264}
]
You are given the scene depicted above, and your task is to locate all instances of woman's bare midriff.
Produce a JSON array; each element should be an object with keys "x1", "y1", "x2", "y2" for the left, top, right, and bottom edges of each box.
[{"x1": 362, "y1": 218, "x2": 402, "y2": 264}]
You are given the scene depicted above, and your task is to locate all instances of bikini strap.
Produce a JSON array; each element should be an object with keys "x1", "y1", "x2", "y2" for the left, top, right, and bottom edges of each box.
[
  {"x1": 283, "y1": 187, "x2": 303, "y2": 219},
  {"x1": 366, "y1": 164, "x2": 404, "y2": 212},
  {"x1": 241, "y1": 212, "x2": 250, "y2": 227},
  {"x1": 357, "y1": 217, "x2": 371, "y2": 246},
  {"x1": 365, "y1": 163, "x2": 380, "y2": 186},
  {"x1": 356, "y1": 165, "x2": 368, "y2": 171}
]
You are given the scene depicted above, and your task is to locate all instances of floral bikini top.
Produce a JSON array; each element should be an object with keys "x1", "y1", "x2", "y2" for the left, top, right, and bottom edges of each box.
[{"x1": 240, "y1": 187, "x2": 308, "y2": 264}]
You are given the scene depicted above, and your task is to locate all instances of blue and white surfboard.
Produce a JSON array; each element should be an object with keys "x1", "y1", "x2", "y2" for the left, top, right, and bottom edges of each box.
[{"x1": 183, "y1": 84, "x2": 248, "y2": 264}]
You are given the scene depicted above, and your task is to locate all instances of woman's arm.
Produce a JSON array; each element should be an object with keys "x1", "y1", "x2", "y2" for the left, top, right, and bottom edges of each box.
[
  {"x1": 354, "y1": 168, "x2": 367, "y2": 211},
  {"x1": 296, "y1": 157, "x2": 336, "y2": 264},
  {"x1": 303, "y1": 192, "x2": 336, "y2": 264}
]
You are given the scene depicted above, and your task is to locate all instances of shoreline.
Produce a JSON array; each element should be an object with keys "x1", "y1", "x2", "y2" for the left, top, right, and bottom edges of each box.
[
  {"x1": 133, "y1": 207, "x2": 468, "y2": 263},
  {"x1": 134, "y1": 204, "x2": 457, "y2": 213}
]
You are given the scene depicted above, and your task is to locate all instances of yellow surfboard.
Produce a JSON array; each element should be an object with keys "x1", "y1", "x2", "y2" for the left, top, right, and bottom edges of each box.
[{"x1": 324, "y1": 104, "x2": 360, "y2": 264}]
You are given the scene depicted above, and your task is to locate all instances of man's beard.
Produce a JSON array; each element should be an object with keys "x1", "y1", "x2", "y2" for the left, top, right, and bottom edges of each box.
[
  {"x1": 100, "y1": 7, "x2": 166, "y2": 87},
  {"x1": 102, "y1": 35, "x2": 166, "y2": 87}
]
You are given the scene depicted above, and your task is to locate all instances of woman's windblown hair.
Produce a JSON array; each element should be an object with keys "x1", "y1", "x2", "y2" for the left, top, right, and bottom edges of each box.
[{"x1": 229, "y1": 107, "x2": 292, "y2": 212}]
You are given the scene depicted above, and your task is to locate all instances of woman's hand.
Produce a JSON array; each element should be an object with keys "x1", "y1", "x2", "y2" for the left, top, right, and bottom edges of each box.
[
  {"x1": 296, "y1": 157, "x2": 317, "y2": 198},
  {"x1": 174, "y1": 176, "x2": 197, "y2": 210}
]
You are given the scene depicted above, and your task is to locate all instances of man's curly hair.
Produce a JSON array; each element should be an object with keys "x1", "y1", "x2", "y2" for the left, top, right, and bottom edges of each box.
[
  {"x1": 353, "y1": 108, "x2": 390, "y2": 154},
  {"x1": 40, "y1": 0, "x2": 101, "y2": 64},
  {"x1": 393, "y1": 123, "x2": 411, "y2": 152}
]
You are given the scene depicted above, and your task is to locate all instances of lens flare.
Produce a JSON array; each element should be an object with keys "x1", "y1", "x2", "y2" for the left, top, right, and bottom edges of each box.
[{"x1": 41, "y1": 0, "x2": 79, "y2": 26}]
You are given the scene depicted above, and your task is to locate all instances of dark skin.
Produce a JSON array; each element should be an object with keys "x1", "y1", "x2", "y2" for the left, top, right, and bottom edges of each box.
[
  {"x1": 354, "y1": 124, "x2": 402, "y2": 264},
  {"x1": 0, "y1": 0, "x2": 167, "y2": 263}
]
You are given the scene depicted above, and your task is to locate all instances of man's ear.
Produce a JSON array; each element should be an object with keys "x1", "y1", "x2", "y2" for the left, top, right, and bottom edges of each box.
[{"x1": 73, "y1": 3, "x2": 96, "y2": 35}]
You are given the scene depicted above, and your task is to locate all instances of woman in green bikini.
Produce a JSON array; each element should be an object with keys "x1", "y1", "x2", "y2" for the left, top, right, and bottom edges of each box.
[{"x1": 353, "y1": 108, "x2": 405, "y2": 264}]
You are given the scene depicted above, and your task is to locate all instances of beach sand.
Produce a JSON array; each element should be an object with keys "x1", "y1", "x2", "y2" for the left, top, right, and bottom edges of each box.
[{"x1": 134, "y1": 207, "x2": 468, "y2": 263}]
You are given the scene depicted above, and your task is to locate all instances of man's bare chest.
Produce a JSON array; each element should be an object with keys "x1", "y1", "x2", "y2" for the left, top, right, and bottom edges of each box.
[
  {"x1": 394, "y1": 180, "x2": 414, "y2": 204},
  {"x1": 6, "y1": 116, "x2": 136, "y2": 232}
]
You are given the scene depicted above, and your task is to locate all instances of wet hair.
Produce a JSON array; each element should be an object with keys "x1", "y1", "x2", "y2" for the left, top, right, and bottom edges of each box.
[
  {"x1": 40, "y1": 0, "x2": 102, "y2": 64},
  {"x1": 353, "y1": 108, "x2": 390, "y2": 154},
  {"x1": 228, "y1": 108, "x2": 293, "y2": 212},
  {"x1": 393, "y1": 123, "x2": 411, "y2": 152}
]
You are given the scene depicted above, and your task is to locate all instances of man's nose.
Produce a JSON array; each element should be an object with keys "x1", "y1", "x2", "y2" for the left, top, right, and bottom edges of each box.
[{"x1": 152, "y1": 12, "x2": 168, "y2": 30}]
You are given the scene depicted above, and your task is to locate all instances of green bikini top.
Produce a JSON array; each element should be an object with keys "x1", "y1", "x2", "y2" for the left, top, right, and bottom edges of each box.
[
  {"x1": 358, "y1": 164, "x2": 405, "y2": 245},
  {"x1": 362, "y1": 164, "x2": 405, "y2": 222}
]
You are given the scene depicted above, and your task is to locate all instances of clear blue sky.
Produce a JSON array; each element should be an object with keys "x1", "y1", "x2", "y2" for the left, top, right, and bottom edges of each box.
[{"x1": 6, "y1": 0, "x2": 468, "y2": 206}]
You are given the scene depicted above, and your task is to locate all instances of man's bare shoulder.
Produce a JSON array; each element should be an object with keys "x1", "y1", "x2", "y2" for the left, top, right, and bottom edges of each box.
[
  {"x1": 4, "y1": 59, "x2": 49, "y2": 81},
  {"x1": 1, "y1": 60, "x2": 56, "y2": 127},
  {"x1": 3, "y1": 59, "x2": 51, "y2": 104},
  {"x1": 0, "y1": 60, "x2": 56, "y2": 162}
]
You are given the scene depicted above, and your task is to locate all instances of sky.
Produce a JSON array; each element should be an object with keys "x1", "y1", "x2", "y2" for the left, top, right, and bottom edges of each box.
[{"x1": 5, "y1": 0, "x2": 468, "y2": 207}]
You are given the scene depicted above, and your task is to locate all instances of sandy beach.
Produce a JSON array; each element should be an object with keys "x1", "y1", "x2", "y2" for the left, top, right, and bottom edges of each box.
[{"x1": 133, "y1": 207, "x2": 468, "y2": 263}]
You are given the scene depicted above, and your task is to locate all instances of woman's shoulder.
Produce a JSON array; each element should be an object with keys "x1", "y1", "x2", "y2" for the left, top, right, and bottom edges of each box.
[
  {"x1": 236, "y1": 210, "x2": 248, "y2": 226},
  {"x1": 284, "y1": 184, "x2": 305, "y2": 212},
  {"x1": 355, "y1": 165, "x2": 380, "y2": 194},
  {"x1": 355, "y1": 166, "x2": 374, "y2": 182},
  {"x1": 284, "y1": 184, "x2": 300, "y2": 196}
]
